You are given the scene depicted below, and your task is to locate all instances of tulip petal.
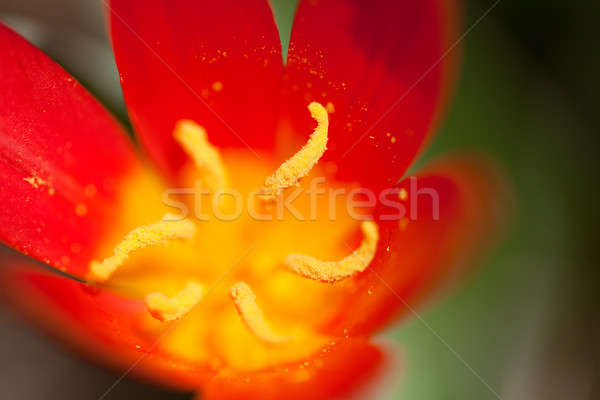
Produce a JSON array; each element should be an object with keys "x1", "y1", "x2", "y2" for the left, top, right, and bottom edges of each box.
[
  {"x1": 0, "y1": 252, "x2": 215, "y2": 391},
  {"x1": 108, "y1": 0, "x2": 284, "y2": 179},
  {"x1": 203, "y1": 338, "x2": 384, "y2": 400},
  {"x1": 0, "y1": 23, "x2": 139, "y2": 276},
  {"x1": 282, "y1": 0, "x2": 459, "y2": 190},
  {"x1": 320, "y1": 154, "x2": 509, "y2": 336},
  {"x1": 0, "y1": 247, "x2": 385, "y2": 393}
]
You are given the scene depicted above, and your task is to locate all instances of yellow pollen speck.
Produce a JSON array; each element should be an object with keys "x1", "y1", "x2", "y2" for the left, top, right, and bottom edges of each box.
[
  {"x1": 285, "y1": 220, "x2": 379, "y2": 283},
  {"x1": 23, "y1": 176, "x2": 47, "y2": 189},
  {"x1": 84, "y1": 184, "x2": 97, "y2": 197},
  {"x1": 146, "y1": 281, "x2": 204, "y2": 322},
  {"x1": 229, "y1": 281, "x2": 290, "y2": 344},
  {"x1": 174, "y1": 120, "x2": 227, "y2": 192},
  {"x1": 325, "y1": 102, "x2": 335, "y2": 113},
  {"x1": 212, "y1": 81, "x2": 224, "y2": 91},
  {"x1": 75, "y1": 204, "x2": 88, "y2": 216},
  {"x1": 89, "y1": 215, "x2": 196, "y2": 282},
  {"x1": 391, "y1": 136, "x2": 397, "y2": 143},
  {"x1": 399, "y1": 217, "x2": 409, "y2": 231},
  {"x1": 261, "y1": 102, "x2": 329, "y2": 199},
  {"x1": 398, "y1": 188, "x2": 408, "y2": 201}
]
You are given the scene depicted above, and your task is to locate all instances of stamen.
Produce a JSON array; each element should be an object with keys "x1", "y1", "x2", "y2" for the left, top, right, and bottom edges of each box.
[
  {"x1": 174, "y1": 120, "x2": 227, "y2": 192},
  {"x1": 285, "y1": 221, "x2": 379, "y2": 283},
  {"x1": 261, "y1": 102, "x2": 329, "y2": 199},
  {"x1": 146, "y1": 281, "x2": 204, "y2": 322},
  {"x1": 229, "y1": 281, "x2": 290, "y2": 344},
  {"x1": 89, "y1": 215, "x2": 196, "y2": 282}
]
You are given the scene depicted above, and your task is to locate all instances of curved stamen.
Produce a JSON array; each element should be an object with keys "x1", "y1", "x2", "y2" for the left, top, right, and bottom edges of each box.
[
  {"x1": 174, "y1": 120, "x2": 227, "y2": 192},
  {"x1": 89, "y1": 215, "x2": 196, "y2": 282},
  {"x1": 229, "y1": 281, "x2": 290, "y2": 344},
  {"x1": 146, "y1": 281, "x2": 204, "y2": 322},
  {"x1": 261, "y1": 102, "x2": 329, "y2": 199},
  {"x1": 285, "y1": 221, "x2": 379, "y2": 283}
]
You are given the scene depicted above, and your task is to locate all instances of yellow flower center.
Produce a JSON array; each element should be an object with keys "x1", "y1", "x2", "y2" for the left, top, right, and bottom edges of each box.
[{"x1": 91, "y1": 102, "x2": 379, "y2": 372}]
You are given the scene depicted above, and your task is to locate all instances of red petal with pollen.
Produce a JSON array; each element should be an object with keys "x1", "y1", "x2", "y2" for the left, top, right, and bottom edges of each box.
[
  {"x1": 282, "y1": 0, "x2": 459, "y2": 190},
  {"x1": 321, "y1": 154, "x2": 509, "y2": 337},
  {"x1": 0, "y1": 254, "x2": 215, "y2": 391},
  {"x1": 204, "y1": 339, "x2": 383, "y2": 400},
  {"x1": 108, "y1": 0, "x2": 284, "y2": 179},
  {"x1": 0, "y1": 24, "x2": 139, "y2": 277},
  {"x1": 0, "y1": 251, "x2": 383, "y2": 394}
]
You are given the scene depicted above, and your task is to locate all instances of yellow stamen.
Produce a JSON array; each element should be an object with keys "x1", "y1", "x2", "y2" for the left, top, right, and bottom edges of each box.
[
  {"x1": 262, "y1": 102, "x2": 329, "y2": 199},
  {"x1": 146, "y1": 281, "x2": 204, "y2": 322},
  {"x1": 174, "y1": 120, "x2": 227, "y2": 192},
  {"x1": 229, "y1": 281, "x2": 290, "y2": 344},
  {"x1": 89, "y1": 215, "x2": 196, "y2": 282},
  {"x1": 285, "y1": 221, "x2": 379, "y2": 283}
]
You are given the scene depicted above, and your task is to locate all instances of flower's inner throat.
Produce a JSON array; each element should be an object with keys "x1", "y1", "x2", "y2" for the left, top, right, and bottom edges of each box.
[{"x1": 87, "y1": 102, "x2": 379, "y2": 371}]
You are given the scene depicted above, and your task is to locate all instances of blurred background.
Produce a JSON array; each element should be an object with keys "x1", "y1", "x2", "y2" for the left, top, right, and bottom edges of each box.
[{"x1": 0, "y1": 0, "x2": 598, "y2": 398}]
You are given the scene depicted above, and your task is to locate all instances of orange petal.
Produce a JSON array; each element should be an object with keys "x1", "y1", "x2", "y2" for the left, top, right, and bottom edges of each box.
[
  {"x1": 203, "y1": 338, "x2": 384, "y2": 400},
  {"x1": 320, "y1": 153, "x2": 510, "y2": 336}
]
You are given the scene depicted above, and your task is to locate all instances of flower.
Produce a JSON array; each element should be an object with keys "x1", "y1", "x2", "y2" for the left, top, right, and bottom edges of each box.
[{"x1": 0, "y1": 0, "x2": 505, "y2": 399}]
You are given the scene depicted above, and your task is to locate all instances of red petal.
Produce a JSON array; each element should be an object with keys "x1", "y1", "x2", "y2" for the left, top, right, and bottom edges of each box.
[
  {"x1": 204, "y1": 338, "x2": 384, "y2": 400},
  {"x1": 282, "y1": 0, "x2": 459, "y2": 189},
  {"x1": 0, "y1": 249, "x2": 384, "y2": 394},
  {"x1": 322, "y1": 154, "x2": 509, "y2": 336},
  {"x1": 0, "y1": 253, "x2": 215, "y2": 391},
  {"x1": 0, "y1": 23, "x2": 139, "y2": 276},
  {"x1": 108, "y1": 0, "x2": 284, "y2": 179}
]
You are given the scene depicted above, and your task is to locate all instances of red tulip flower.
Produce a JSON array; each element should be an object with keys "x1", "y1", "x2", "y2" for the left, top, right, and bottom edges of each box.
[{"x1": 0, "y1": 1, "x2": 505, "y2": 399}]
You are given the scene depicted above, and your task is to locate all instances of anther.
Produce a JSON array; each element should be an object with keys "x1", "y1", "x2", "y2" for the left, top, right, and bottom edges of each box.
[
  {"x1": 174, "y1": 120, "x2": 227, "y2": 192},
  {"x1": 229, "y1": 281, "x2": 290, "y2": 344},
  {"x1": 285, "y1": 221, "x2": 379, "y2": 283},
  {"x1": 146, "y1": 281, "x2": 204, "y2": 322},
  {"x1": 89, "y1": 214, "x2": 196, "y2": 282},
  {"x1": 261, "y1": 102, "x2": 329, "y2": 199}
]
